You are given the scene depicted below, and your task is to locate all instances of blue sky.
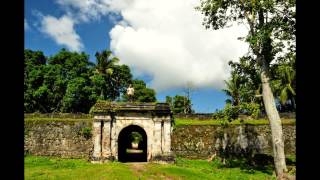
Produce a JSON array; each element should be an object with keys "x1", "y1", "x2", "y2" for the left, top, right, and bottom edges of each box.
[{"x1": 24, "y1": 0, "x2": 249, "y2": 113}]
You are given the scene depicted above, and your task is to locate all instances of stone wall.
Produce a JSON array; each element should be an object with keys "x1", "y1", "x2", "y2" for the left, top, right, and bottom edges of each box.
[
  {"x1": 25, "y1": 119, "x2": 295, "y2": 160},
  {"x1": 171, "y1": 124, "x2": 296, "y2": 159},
  {"x1": 24, "y1": 120, "x2": 93, "y2": 158}
]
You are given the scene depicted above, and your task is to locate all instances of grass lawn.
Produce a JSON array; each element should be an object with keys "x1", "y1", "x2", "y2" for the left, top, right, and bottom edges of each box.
[
  {"x1": 174, "y1": 118, "x2": 295, "y2": 126},
  {"x1": 25, "y1": 156, "x2": 277, "y2": 180}
]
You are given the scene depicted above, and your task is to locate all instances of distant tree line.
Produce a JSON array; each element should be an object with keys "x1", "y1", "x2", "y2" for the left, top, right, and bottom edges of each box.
[
  {"x1": 165, "y1": 95, "x2": 193, "y2": 114},
  {"x1": 24, "y1": 48, "x2": 157, "y2": 113}
]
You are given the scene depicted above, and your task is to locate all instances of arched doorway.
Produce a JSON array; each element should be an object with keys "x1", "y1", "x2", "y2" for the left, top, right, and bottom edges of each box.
[{"x1": 118, "y1": 125, "x2": 147, "y2": 162}]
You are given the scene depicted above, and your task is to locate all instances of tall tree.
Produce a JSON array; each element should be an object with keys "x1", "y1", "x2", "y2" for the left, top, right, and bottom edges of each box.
[
  {"x1": 197, "y1": 0, "x2": 295, "y2": 177},
  {"x1": 166, "y1": 95, "x2": 192, "y2": 114},
  {"x1": 47, "y1": 49, "x2": 94, "y2": 112},
  {"x1": 24, "y1": 48, "x2": 136, "y2": 113},
  {"x1": 94, "y1": 50, "x2": 119, "y2": 100},
  {"x1": 25, "y1": 49, "x2": 96, "y2": 113},
  {"x1": 183, "y1": 81, "x2": 195, "y2": 114},
  {"x1": 223, "y1": 72, "x2": 242, "y2": 106},
  {"x1": 24, "y1": 49, "x2": 47, "y2": 112},
  {"x1": 107, "y1": 64, "x2": 133, "y2": 101},
  {"x1": 165, "y1": 96, "x2": 174, "y2": 110}
]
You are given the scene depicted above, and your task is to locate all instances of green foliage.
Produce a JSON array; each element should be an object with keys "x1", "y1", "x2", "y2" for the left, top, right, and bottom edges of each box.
[
  {"x1": 24, "y1": 48, "x2": 144, "y2": 113},
  {"x1": 24, "y1": 49, "x2": 95, "y2": 113},
  {"x1": 270, "y1": 55, "x2": 296, "y2": 111},
  {"x1": 79, "y1": 127, "x2": 92, "y2": 139},
  {"x1": 212, "y1": 102, "x2": 260, "y2": 123},
  {"x1": 223, "y1": 72, "x2": 242, "y2": 106},
  {"x1": 212, "y1": 109, "x2": 225, "y2": 120},
  {"x1": 61, "y1": 77, "x2": 95, "y2": 113},
  {"x1": 166, "y1": 96, "x2": 174, "y2": 109},
  {"x1": 239, "y1": 102, "x2": 261, "y2": 119},
  {"x1": 166, "y1": 95, "x2": 192, "y2": 114},
  {"x1": 223, "y1": 103, "x2": 240, "y2": 121},
  {"x1": 211, "y1": 103, "x2": 239, "y2": 123},
  {"x1": 93, "y1": 49, "x2": 132, "y2": 101},
  {"x1": 197, "y1": 0, "x2": 296, "y2": 115}
]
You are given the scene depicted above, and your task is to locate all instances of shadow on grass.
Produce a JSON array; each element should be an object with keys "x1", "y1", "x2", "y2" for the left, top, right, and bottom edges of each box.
[
  {"x1": 212, "y1": 153, "x2": 295, "y2": 176},
  {"x1": 212, "y1": 124, "x2": 296, "y2": 176}
]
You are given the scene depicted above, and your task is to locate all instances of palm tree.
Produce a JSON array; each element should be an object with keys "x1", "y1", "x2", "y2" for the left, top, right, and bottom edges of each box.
[
  {"x1": 274, "y1": 64, "x2": 296, "y2": 111},
  {"x1": 273, "y1": 63, "x2": 296, "y2": 110},
  {"x1": 94, "y1": 50, "x2": 119, "y2": 100},
  {"x1": 223, "y1": 72, "x2": 241, "y2": 106}
]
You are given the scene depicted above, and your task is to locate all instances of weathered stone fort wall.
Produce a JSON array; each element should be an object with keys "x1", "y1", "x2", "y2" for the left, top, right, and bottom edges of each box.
[
  {"x1": 171, "y1": 124, "x2": 295, "y2": 159},
  {"x1": 24, "y1": 119, "x2": 93, "y2": 158},
  {"x1": 24, "y1": 118, "x2": 295, "y2": 159}
]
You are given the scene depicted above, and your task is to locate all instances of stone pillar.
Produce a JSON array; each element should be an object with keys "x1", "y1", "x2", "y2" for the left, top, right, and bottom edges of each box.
[
  {"x1": 163, "y1": 120, "x2": 171, "y2": 154},
  {"x1": 101, "y1": 116, "x2": 112, "y2": 161},
  {"x1": 110, "y1": 119, "x2": 117, "y2": 160},
  {"x1": 153, "y1": 118, "x2": 163, "y2": 156},
  {"x1": 92, "y1": 120, "x2": 102, "y2": 162},
  {"x1": 161, "y1": 121, "x2": 164, "y2": 154}
]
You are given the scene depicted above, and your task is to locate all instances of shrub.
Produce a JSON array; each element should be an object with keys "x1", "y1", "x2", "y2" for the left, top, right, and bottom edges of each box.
[
  {"x1": 212, "y1": 103, "x2": 239, "y2": 122},
  {"x1": 239, "y1": 103, "x2": 261, "y2": 119},
  {"x1": 80, "y1": 127, "x2": 92, "y2": 139},
  {"x1": 223, "y1": 103, "x2": 240, "y2": 121},
  {"x1": 212, "y1": 109, "x2": 225, "y2": 120},
  {"x1": 213, "y1": 102, "x2": 261, "y2": 122}
]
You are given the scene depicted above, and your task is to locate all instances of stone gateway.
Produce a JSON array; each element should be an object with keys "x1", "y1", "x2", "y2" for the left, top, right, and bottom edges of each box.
[{"x1": 89, "y1": 101, "x2": 175, "y2": 163}]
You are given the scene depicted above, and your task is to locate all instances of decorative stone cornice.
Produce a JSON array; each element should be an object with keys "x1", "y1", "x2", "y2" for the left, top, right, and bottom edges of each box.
[{"x1": 90, "y1": 101, "x2": 172, "y2": 116}]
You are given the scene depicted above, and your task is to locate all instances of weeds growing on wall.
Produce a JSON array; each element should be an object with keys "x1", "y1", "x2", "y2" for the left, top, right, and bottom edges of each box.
[{"x1": 79, "y1": 127, "x2": 92, "y2": 139}]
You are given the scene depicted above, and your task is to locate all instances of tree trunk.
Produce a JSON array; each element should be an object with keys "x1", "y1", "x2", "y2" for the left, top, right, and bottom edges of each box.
[
  {"x1": 260, "y1": 60, "x2": 287, "y2": 177},
  {"x1": 291, "y1": 96, "x2": 296, "y2": 112}
]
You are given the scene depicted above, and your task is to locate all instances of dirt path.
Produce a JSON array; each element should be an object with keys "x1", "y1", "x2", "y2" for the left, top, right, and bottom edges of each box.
[
  {"x1": 127, "y1": 162, "x2": 175, "y2": 180},
  {"x1": 127, "y1": 162, "x2": 148, "y2": 178}
]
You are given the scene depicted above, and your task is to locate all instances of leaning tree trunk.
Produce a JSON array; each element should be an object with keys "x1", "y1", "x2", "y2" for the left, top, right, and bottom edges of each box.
[
  {"x1": 260, "y1": 60, "x2": 287, "y2": 177},
  {"x1": 291, "y1": 96, "x2": 296, "y2": 112}
]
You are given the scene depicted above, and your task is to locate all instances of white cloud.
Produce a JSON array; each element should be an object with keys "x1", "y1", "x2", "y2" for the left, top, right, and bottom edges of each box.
[
  {"x1": 108, "y1": 0, "x2": 249, "y2": 91},
  {"x1": 40, "y1": 15, "x2": 83, "y2": 51},
  {"x1": 43, "y1": 0, "x2": 249, "y2": 91},
  {"x1": 25, "y1": 19, "x2": 29, "y2": 30},
  {"x1": 55, "y1": 0, "x2": 113, "y2": 23}
]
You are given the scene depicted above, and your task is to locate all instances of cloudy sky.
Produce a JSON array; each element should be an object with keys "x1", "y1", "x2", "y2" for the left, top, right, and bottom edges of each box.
[{"x1": 25, "y1": 0, "x2": 249, "y2": 113}]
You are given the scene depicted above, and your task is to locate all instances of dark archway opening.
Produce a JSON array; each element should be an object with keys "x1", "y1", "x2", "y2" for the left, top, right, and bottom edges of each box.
[{"x1": 118, "y1": 125, "x2": 147, "y2": 162}]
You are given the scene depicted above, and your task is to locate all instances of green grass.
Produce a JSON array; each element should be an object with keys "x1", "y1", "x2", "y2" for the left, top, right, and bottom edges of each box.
[
  {"x1": 25, "y1": 156, "x2": 277, "y2": 180},
  {"x1": 25, "y1": 156, "x2": 132, "y2": 180},
  {"x1": 175, "y1": 118, "x2": 295, "y2": 126}
]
